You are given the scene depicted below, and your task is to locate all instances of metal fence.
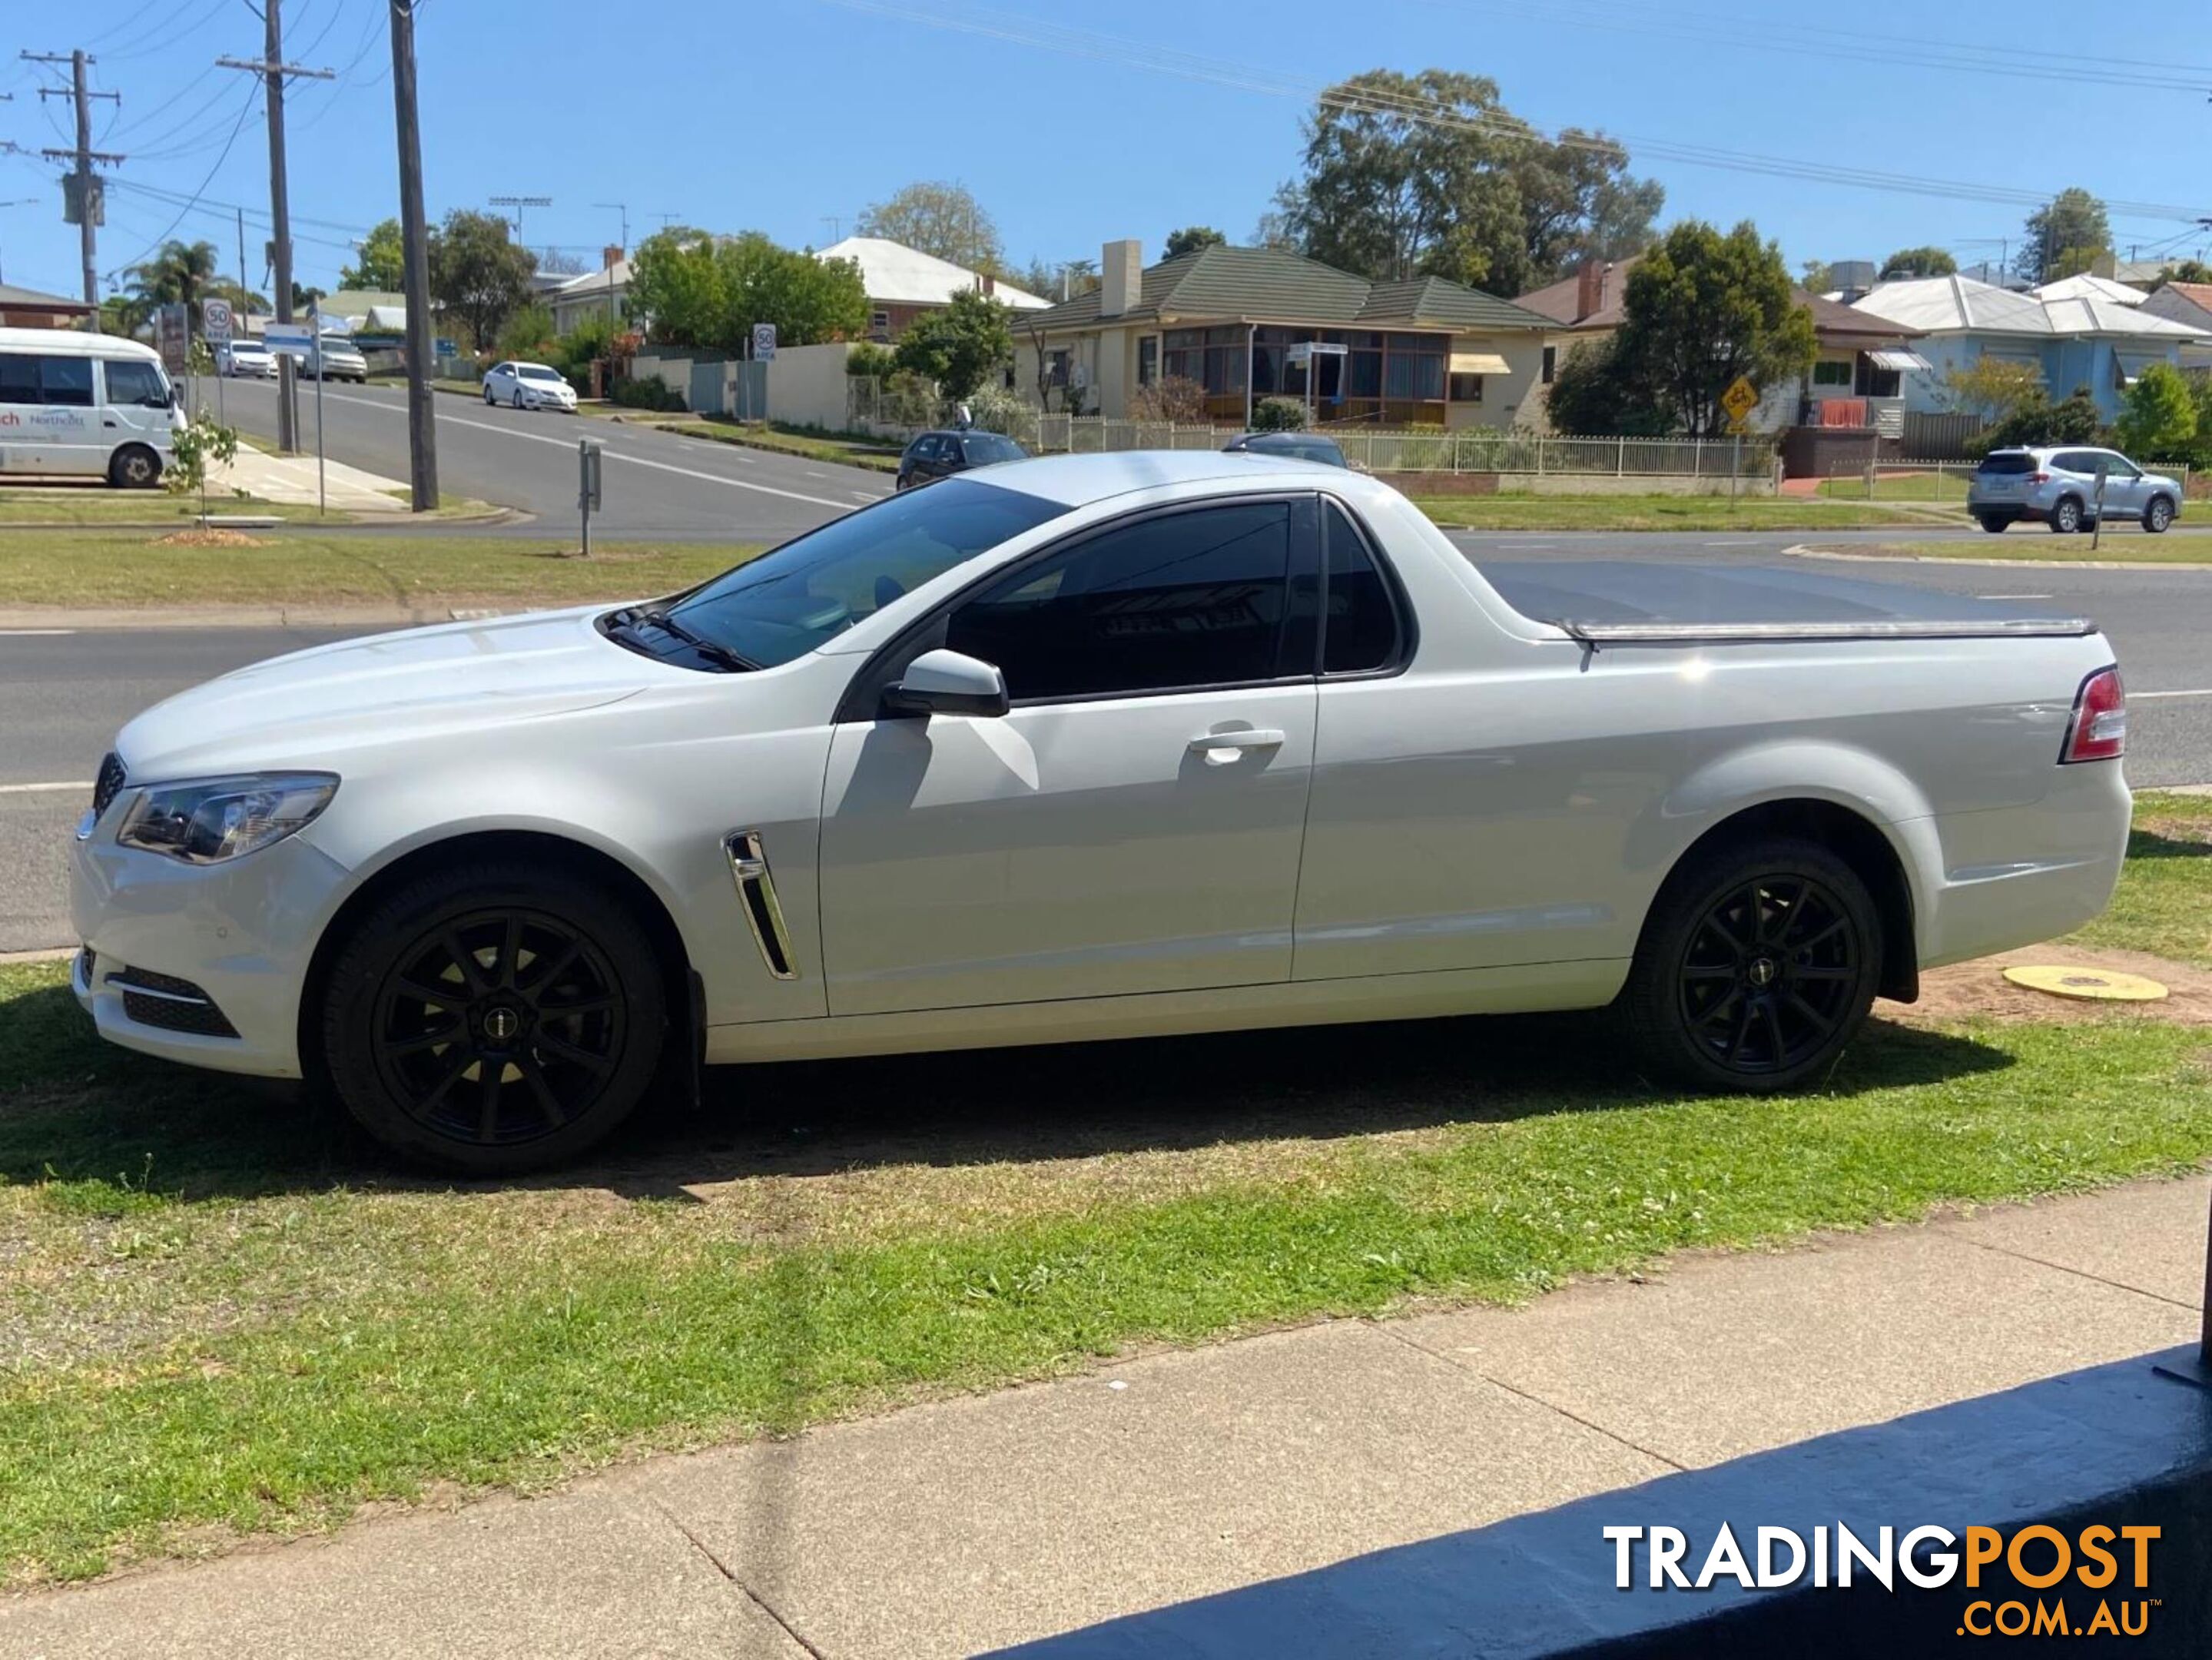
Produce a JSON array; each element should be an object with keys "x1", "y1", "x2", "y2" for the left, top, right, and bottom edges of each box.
[
  {"x1": 1820, "y1": 458, "x2": 2196, "y2": 503},
  {"x1": 1013, "y1": 418, "x2": 1776, "y2": 477}
]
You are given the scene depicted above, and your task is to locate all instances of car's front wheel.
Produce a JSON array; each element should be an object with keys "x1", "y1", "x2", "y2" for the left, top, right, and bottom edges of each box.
[
  {"x1": 108, "y1": 443, "x2": 162, "y2": 489},
  {"x1": 1620, "y1": 836, "x2": 1881, "y2": 1094},
  {"x1": 318, "y1": 859, "x2": 668, "y2": 1174},
  {"x1": 2144, "y1": 496, "x2": 2174, "y2": 534},
  {"x1": 483, "y1": 384, "x2": 496, "y2": 403}
]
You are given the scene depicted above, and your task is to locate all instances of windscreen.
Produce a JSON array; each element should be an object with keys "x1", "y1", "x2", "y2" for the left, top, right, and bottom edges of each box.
[{"x1": 667, "y1": 477, "x2": 1069, "y2": 667}]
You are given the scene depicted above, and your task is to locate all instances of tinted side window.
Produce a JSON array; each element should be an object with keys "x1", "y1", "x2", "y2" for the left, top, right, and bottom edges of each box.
[
  {"x1": 947, "y1": 502, "x2": 1293, "y2": 702},
  {"x1": 0, "y1": 355, "x2": 36, "y2": 405},
  {"x1": 1321, "y1": 503, "x2": 1399, "y2": 674},
  {"x1": 104, "y1": 360, "x2": 167, "y2": 407},
  {"x1": 39, "y1": 357, "x2": 95, "y2": 406},
  {"x1": 2051, "y1": 451, "x2": 2095, "y2": 475}
]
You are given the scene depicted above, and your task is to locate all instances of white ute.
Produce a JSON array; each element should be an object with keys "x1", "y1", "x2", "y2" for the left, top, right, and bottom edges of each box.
[{"x1": 71, "y1": 453, "x2": 2131, "y2": 1172}]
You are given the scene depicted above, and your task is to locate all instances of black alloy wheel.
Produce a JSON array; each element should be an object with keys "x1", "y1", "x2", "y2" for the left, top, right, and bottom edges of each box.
[
  {"x1": 320, "y1": 859, "x2": 667, "y2": 1174},
  {"x1": 370, "y1": 908, "x2": 625, "y2": 1149},
  {"x1": 1620, "y1": 837, "x2": 1881, "y2": 1094},
  {"x1": 1674, "y1": 875, "x2": 1860, "y2": 1077}
]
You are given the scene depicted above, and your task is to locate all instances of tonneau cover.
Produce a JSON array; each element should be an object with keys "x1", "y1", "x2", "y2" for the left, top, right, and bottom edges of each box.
[{"x1": 1481, "y1": 560, "x2": 2094, "y2": 645}]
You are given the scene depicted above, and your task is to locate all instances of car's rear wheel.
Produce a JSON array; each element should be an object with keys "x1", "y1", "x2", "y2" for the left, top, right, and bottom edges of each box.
[
  {"x1": 1620, "y1": 837, "x2": 1881, "y2": 1094},
  {"x1": 107, "y1": 443, "x2": 161, "y2": 489},
  {"x1": 2144, "y1": 496, "x2": 2174, "y2": 534},
  {"x1": 2051, "y1": 496, "x2": 2084, "y2": 533},
  {"x1": 319, "y1": 860, "x2": 667, "y2": 1174},
  {"x1": 1975, "y1": 512, "x2": 2008, "y2": 533}
]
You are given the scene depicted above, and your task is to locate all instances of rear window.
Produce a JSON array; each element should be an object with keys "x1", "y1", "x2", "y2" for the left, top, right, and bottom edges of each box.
[{"x1": 1976, "y1": 453, "x2": 2035, "y2": 475}]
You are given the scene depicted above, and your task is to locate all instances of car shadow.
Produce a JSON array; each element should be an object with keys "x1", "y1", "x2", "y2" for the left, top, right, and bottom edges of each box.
[
  {"x1": 0, "y1": 985, "x2": 2013, "y2": 1203},
  {"x1": 2127, "y1": 825, "x2": 2210, "y2": 862}
]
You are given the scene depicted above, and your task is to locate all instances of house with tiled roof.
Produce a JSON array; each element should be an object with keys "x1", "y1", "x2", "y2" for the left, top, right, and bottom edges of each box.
[
  {"x1": 1514, "y1": 254, "x2": 1928, "y2": 437},
  {"x1": 1014, "y1": 240, "x2": 1556, "y2": 428},
  {"x1": 2136, "y1": 281, "x2": 2212, "y2": 370}
]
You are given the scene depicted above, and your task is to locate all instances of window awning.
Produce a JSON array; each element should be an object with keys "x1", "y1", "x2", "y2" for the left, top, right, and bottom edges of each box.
[
  {"x1": 1448, "y1": 350, "x2": 1511, "y2": 376},
  {"x1": 1866, "y1": 348, "x2": 1932, "y2": 372},
  {"x1": 2114, "y1": 350, "x2": 2163, "y2": 387}
]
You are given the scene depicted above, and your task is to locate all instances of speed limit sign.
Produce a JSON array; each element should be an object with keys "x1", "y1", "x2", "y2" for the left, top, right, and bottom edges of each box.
[{"x1": 202, "y1": 297, "x2": 234, "y2": 350}]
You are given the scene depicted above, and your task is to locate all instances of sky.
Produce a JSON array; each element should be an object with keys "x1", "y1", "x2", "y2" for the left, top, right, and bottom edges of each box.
[{"x1": 5, "y1": 0, "x2": 2210, "y2": 303}]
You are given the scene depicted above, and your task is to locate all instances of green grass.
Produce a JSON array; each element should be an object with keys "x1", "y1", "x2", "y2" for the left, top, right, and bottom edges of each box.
[
  {"x1": 1813, "y1": 473, "x2": 1975, "y2": 503},
  {"x1": 0, "y1": 530, "x2": 761, "y2": 611},
  {"x1": 652, "y1": 417, "x2": 904, "y2": 473},
  {"x1": 1, "y1": 794, "x2": 2202, "y2": 1585},
  {"x1": 0, "y1": 490, "x2": 319, "y2": 526},
  {"x1": 1797, "y1": 536, "x2": 2212, "y2": 564},
  {"x1": 2066, "y1": 792, "x2": 2212, "y2": 966},
  {"x1": 1411, "y1": 494, "x2": 1959, "y2": 531}
]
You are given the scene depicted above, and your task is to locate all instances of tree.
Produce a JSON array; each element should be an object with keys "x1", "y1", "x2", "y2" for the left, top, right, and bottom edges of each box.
[
  {"x1": 1942, "y1": 357, "x2": 2045, "y2": 423},
  {"x1": 1127, "y1": 374, "x2": 1209, "y2": 423},
  {"x1": 122, "y1": 239, "x2": 221, "y2": 335},
  {"x1": 892, "y1": 288, "x2": 1013, "y2": 399},
  {"x1": 1162, "y1": 225, "x2": 1225, "y2": 260},
  {"x1": 627, "y1": 227, "x2": 729, "y2": 349},
  {"x1": 427, "y1": 209, "x2": 536, "y2": 350},
  {"x1": 2153, "y1": 259, "x2": 2212, "y2": 287},
  {"x1": 2018, "y1": 188, "x2": 2110, "y2": 284},
  {"x1": 1541, "y1": 334, "x2": 1666, "y2": 435},
  {"x1": 496, "y1": 303, "x2": 556, "y2": 360},
  {"x1": 856, "y1": 181, "x2": 1003, "y2": 273},
  {"x1": 1613, "y1": 220, "x2": 1815, "y2": 437},
  {"x1": 341, "y1": 218, "x2": 406, "y2": 290},
  {"x1": 1880, "y1": 246, "x2": 1956, "y2": 280},
  {"x1": 1799, "y1": 259, "x2": 1837, "y2": 294},
  {"x1": 2114, "y1": 361, "x2": 2198, "y2": 458},
  {"x1": 1274, "y1": 69, "x2": 1661, "y2": 297}
]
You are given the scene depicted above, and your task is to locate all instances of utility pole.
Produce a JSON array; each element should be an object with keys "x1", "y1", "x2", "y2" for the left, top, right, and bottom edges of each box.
[
  {"x1": 25, "y1": 50, "x2": 123, "y2": 315},
  {"x1": 220, "y1": 6, "x2": 332, "y2": 453},
  {"x1": 390, "y1": 0, "x2": 438, "y2": 512}
]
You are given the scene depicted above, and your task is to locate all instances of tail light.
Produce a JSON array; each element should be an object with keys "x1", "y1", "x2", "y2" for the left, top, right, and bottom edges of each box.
[
  {"x1": 2060, "y1": 666, "x2": 2125, "y2": 764},
  {"x1": 2030, "y1": 471, "x2": 2050, "y2": 484}
]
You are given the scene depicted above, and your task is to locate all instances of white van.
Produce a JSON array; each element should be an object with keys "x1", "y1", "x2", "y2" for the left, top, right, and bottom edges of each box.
[{"x1": 0, "y1": 327, "x2": 179, "y2": 488}]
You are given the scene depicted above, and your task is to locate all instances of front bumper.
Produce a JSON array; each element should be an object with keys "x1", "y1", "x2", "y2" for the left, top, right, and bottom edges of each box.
[{"x1": 70, "y1": 818, "x2": 354, "y2": 1078}]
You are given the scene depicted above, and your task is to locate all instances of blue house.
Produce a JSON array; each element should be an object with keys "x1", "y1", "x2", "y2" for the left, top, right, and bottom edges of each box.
[{"x1": 1847, "y1": 274, "x2": 2208, "y2": 423}]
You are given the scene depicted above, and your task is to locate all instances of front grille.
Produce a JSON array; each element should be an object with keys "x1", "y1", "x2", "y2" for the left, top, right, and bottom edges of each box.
[
  {"x1": 91, "y1": 752, "x2": 126, "y2": 816},
  {"x1": 104, "y1": 965, "x2": 240, "y2": 1039}
]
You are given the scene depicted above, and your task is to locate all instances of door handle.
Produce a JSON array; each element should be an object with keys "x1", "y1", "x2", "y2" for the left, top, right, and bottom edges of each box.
[{"x1": 1187, "y1": 729, "x2": 1285, "y2": 765}]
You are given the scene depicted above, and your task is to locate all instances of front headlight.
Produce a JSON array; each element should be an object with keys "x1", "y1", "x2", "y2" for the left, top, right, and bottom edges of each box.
[{"x1": 116, "y1": 773, "x2": 338, "y2": 864}]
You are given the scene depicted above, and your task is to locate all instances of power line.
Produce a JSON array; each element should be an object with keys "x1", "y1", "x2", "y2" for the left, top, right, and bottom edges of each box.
[
  {"x1": 109, "y1": 81, "x2": 257, "y2": 271},
  {"x1": 810, "y1": 1, "x2": 2212, "y2": 224}
]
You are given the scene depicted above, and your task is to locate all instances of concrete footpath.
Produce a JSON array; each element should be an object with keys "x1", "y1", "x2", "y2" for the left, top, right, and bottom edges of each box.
[{"x1": 3, "y1": 1174, "x2": 2205, "y2": 1660}]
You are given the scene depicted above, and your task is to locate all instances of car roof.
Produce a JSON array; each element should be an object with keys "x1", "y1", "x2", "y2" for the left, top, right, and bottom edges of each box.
[
  {"x1": 968, "y1": 447, "x2": 1382, "y2": 508},
  {"x1": 0, "y1": 326, "x2": 163, "y2": 361}
]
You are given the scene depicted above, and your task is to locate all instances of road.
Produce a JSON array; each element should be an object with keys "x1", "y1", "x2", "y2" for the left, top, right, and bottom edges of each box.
[
  {"x1": 219, "y1": 379, "x2": 890, "y2": 541},
  {"x1": 5, "y1": 541, "x2": 2207, "y2": 951}
]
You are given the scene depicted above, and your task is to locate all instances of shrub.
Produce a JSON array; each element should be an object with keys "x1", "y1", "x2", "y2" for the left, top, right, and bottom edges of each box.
[
  {"x1": 610, "y1": 373, "x2": 685, "y2": 412},
  {"x1": 958, "y1": 383, "x2": 1033, "y2": 440},
  {"x1": 2114, "y1": 362, "x2": 2198, "y2": 459},
  {"x1": 495, "y1": 302, "x2": 555, "y2": 360},
  {"x1": 1251, "y1": 395, "x2": 1309, "y2": 432},
  {"x1": 1985, "y1": 386, "x2": 2105, "y2": 450},
  {"x1": 1127, "y1": 374, "x2": 1208, "y2": 423},
  {"x1": 845, "y1": 340, "x2": 895, "y2": 380}
]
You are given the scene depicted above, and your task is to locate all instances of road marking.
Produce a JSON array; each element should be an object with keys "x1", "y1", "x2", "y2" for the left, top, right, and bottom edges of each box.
[
  {"x1": 0, "y1": 629, "x2": 74, "y2": 636},
  {"x1": 804, "y1": 470, "x2": 830, "y2": 479},
  {"x1": 850, "y1": 490, "x2": 879, "y2": 503},
  {"x1": 1704, "y1": 539, "x2": 1761, "y2": 546},
  {"x1": 0, "y1": 780, "x2": 89, "y2": 795},
  {"x1": 2132, "y1": 689, "x2": 2212, "y2": 700},
  {"x1": 313, "y1": 390, "x2": 857, "y2": 510}
]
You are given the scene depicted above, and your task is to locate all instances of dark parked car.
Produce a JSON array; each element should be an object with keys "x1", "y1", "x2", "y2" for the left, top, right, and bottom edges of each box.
[
  {"x1": 1222, "y1": 430, "x2": 1349, "y2": 467},
  {"x1": 896, "y1": 429, "x2": 1028, "y2": 490}
]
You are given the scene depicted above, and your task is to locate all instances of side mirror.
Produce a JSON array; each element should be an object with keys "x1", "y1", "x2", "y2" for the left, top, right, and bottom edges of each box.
[{"x1": 883, "y1": 648, "x2": 1010, "y2": 719}]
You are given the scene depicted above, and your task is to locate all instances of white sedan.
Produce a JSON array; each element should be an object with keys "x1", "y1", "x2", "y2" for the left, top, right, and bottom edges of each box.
[
  {"x1": 221, "y1": 341, "x2": 278, "y2": 379},
  {"x1": 68, "y1": 453, "x2": 2130, "y2": 1173},
  {"x1": 482, "y1": 360, "x2": 577, "y2": 411}
]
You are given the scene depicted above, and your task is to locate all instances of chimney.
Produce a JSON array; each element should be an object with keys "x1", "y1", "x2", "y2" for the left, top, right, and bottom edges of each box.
[
  {"x1": 1100, "y1": 238, "x2": 1142, "y2": 318},
  {"x1": 602, "y1": 244, "x2": 624, "y2": 269},
  {"x1": 982, "y1": 273, "x2": 995, "y2": 297},
  {"x1": 2091, "y1": 251, "x2": 2117, "y2": 279},
  {"x1": 1574, "y1": 257, "x2": 1608, "y2": 323}
]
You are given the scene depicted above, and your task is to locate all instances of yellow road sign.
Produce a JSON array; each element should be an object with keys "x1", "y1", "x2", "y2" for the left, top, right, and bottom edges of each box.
[
  {"x1": 2001, "y1": 964, "x2": 2169, "y2": 1002},
  {"x1": 1720, "y1": 376, "x2": 1759, "y2": 423}
]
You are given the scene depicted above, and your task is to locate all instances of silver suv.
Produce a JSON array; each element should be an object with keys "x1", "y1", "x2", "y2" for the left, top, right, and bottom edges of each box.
[{"x1": 1969, "y1": 446, "x2": 2182, "y2": 535}]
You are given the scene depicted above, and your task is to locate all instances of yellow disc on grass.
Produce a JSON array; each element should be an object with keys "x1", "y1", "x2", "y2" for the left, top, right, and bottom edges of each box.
[{"x1": 2001, "y1": 964, "x2": 2168, "y2": 1002}]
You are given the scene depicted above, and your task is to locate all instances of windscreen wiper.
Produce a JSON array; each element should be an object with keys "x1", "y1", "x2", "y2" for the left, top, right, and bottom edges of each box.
[{"x1": 633, "y1": 608, "x2": 760, "y2": 672}]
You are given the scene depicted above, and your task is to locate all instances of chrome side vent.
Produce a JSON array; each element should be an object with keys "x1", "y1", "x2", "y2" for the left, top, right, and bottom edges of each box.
[{"x1": 723, "y1": 829, "x2": 798, "y2": 981}]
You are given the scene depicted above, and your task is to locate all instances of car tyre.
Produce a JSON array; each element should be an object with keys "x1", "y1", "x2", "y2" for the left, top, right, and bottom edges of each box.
[
  {"x1": 512, "y1": 387, "x2": 525, "y2": 409},
  {"x1": 2050, "y1": 496, "x2": 2084, "y2": 533},
  {"x1": 107, "y1": 443, "x2": 161, "y2": 490},
  {"x1": 318, "y1": 858, "x2": 668, "y2": 1175},
  {"x1": 1619, "y1": 836, "x2": 1881, "y2": 1095},
  {"x1": 483, "y1": 384, "x2": 496, "y2": 404},
  {"x1": 2144, "y1": 496, "x2": 2174, "y2": 535},
  {"x1": 1975, "y1": 513, "x2": 2008, "y2": 534}
]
